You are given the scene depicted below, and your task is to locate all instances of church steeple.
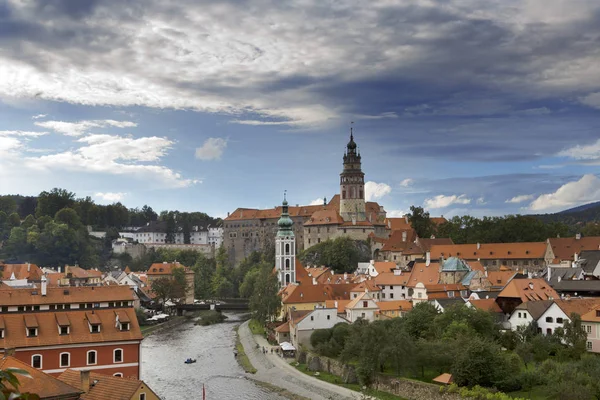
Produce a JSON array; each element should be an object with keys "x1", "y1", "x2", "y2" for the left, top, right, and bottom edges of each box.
[
  {"x1": 275, "y1": 191, "x2": 295, "y2": 287},
  {"x1": 340, "y1": 124, "x2": 366, "y2": 222}
]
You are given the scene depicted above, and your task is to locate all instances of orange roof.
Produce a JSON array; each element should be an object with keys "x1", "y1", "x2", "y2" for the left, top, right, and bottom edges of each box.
[
  {"x1": 372, "y1": 262, "x2": 397, "y2": 274},
  {"x1": 487, "y1": 271, "x2": 517, "y2": 287},
  {"x1": 305, "y1": 267, "x2": 331, "y2": 280},
  {"x1": 0, "y1": 263, "x2": 43, "y2": 281},
  {"x1": 316, "y1": 272, "x2": 356, "y2": 285},
  {"x1": 340, "y1": 220, "x2": 374, "y2": 227},
  {"x1": 289, "y1": 310, "x2": 312, "y2": 326},
  {"x1": 376, "y1": 300, "x2": 413, "y2": 312},
  {"x1": 373, "y1": 272, "x2": 411, "y2": 286},
  {"x1": 381, "y1": 229, "x2": 418, "y2": 252},
  {"x1": 66, "y1": 266, "x2": 102, "y2": 279},
  {"x1": 225, "y1": 196, "x2": 339, "y2": 221},
  {"x1": 581, "y1": 305, "x2": 600, "y2": 323},
  {"x1": 429, "y1": 242, "x2": 548, "y2": 260},
  {"x1": 275, "y1": 322, "x2": 290, "y2": 333},
  {"x1": 58, "y1": 369, "x2": 158, "y2": 400},
  {"x1": 55, "y1": 313, "x2": 71, "y2": 327},
  {"x1": 351, "y1": 280, "x2": 381, "y2": 292},
  {"x1": 147, "y1": 262, "x2": 194, "y2": 275},
  {"x1": 498, "y1": 279, "x2": 558, "y2": 302},
  {"x1": 433, "y1": 373, "x2": 453, "y2": 385},
  {"x1": 549, "y1": 236, "x2": 600, "y2": 261},
  {"x1": 0, "y1": 285, "x2": 134, "y2": 307},
  {"x1": 46, "y1": 272, "x2": 65, "y2": 286},
  {"x1": 406, "y1": 262, "x2": 440, "y2": 287},
  {"x1": 294, "y1": 259, "x2": 311, "y2": 286},
  {"x1": 0, "y1": 308, "x2": 142, "y2": 348},
  {"x1": 346, "y1": 291, "x2": 377, "y2": 309},
  {"x1": 325, "y1": 299, "x2": 351, "y2": 313},
  {"x1": 304, "y1": 209, "x2": 344, "y2": 226},
  {"x1": 0, "y1": 356, "x2": 82, "y2": 398},
  {"x1": 554, "y1": 298, "x2": 600, "y2": 318},
  {"x1": 281, "y1": 283, "x2": 355, "y2": 304},
  {"x1": 467, "y1": 260, "x2": 485, "y2": 272},
  {"x1": 384, "y1": 217, "x2": 411, "y2": 231},
  {"x1": 431, "y1": 217, "x2": 448, "y2": 225},
  {"x1": 469, "y1": 298, "x2": 502, "y2": 313}
]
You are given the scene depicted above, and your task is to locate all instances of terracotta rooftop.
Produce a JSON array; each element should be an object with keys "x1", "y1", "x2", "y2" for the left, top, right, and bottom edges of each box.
[
  {"x1": 373, "y1": 271, "x2": 411, "y2": 286},
  {"x1": 0, "y1": 285, "x2": 134, "y2": 306},
  {"x1": 554, "y1": 298, "x2": 600, "y2": 318},
  {"x1": 0, "y1": 308, "x2": 142, "y2": 348},
  {"x1": 581, "y1": 305, "x2": 600, "y2": 323},
  {"x1": 281, "y1": 283, "x2": 355, "y2": 304},
  {"x1": 0, "y1": 356, "x2": 82, "y2": 399},
  {"x1": 406, "y1": 262, "x2": 440, "y2": 287},
  {"x1": 66, "y1": 266, "x2": 102, "y2": 279},
  {"x1": 384, "y1": 217, "x2": 411, "y2": 231},
  {"x1": 429, "y1": 242, "x2": 548, "y2": 260},
  {"x1": 346, "y1": 291, "x2": 377, "y2": 310},
  {"x1": 275, "y1": 322, "x2": 290, "y2": 333},
  {"x1": 225, "y1": 196, "x2": 340, "y2": 221},
  {"x1": 372, "y1": 262, "x2": 398, "y2": 275},
  {"x1": 324, "y1": 299, "x2": 351, "y2": 313},
  {"x1": 469, "y1": 298, "x2": 502, "y2": 313},
  {"x1": 487, "y1": 271, "x2": 517, "y2": 288},
  {"x1": 351, "y1": 280, "x2": 381, "y2": 292},
  {"x1": 549, "y1": 236, "x2": 600, "y2": 261},
  {"x1": 147, "y1": 262, "x2": 194, "y2": 275},
  {"x1": 304, "y1": 209, "x2": 345, "y2": 226},
  {"x1": 376, "y1": 300, "x2": 413, "y2": 312},
  {"x1": 498, "y1": 279, "x2": 558, "y2": 302},
  {"x1": 433, "y1": 373, "x2": 453, "y2": 385},
  {"x1": 58, "y1": 369, "x2": 158, "y2": 400},
  {"x1": 381, "y1": 229, "x2": 417, "y2": 252},
  {"x1": 0, "y1": 263, "x2": 43, "y2": 281}
]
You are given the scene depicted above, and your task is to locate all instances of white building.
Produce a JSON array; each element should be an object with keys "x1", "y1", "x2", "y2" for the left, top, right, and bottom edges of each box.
[
  {"x1": 537, "y1": 299, "x2": 600, "y2": 336},
  {"x1": 208, "y1": 227, "x2": 223, "y2": 247},
  {"x1": 345, "y1": 291, "x2": 379, "y2": 322},
  {"x1": 374, "y1": 270, "x2": 410, "y2": 301},
  {"x1": 289, "y1": 308, "x2": 348, "y2": 349},
  {"x1": 509, "y1": 300, "x2": 553, "y2": 332}
]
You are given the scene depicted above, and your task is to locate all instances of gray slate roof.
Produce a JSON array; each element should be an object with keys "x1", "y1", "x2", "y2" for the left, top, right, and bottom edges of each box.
[
  {"x1": 578, "y1": 251, "x2": 600, "y2": 274},
  {"x1": 540, "y1": 267, "x2": 584, "y2": 284},
  {"x1": 552, "y1": 280, "x2": 600, "y2": 293},
  {"x1": 514, "y1": 299, "x2": 554, "y2": 320}
]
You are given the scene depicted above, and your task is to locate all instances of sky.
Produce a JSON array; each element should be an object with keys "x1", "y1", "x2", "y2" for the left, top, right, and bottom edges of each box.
[{"x1": 1, "y1": 0, "x2": 600, "y2": 219}]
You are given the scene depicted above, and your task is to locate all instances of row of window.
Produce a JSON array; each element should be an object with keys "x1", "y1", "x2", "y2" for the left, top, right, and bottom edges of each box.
[
  {"x1": 1, "y1": 301, "x2": 131, "y2": 314},
  {"x1": 31, "y1": 348, "x2": 124, "y2": 369},
  {"x1": 24, "y1": 321, "x2": 129, "y2": 338}
]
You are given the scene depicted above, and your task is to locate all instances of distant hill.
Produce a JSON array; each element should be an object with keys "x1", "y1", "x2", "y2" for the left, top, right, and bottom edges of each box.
[{"x1": 532, "y1": 201, "x2": 600, "y2": 229}]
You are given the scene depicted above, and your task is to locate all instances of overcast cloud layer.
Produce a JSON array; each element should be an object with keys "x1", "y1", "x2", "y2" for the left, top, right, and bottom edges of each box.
[{"x1": 1, "y1": 0, "x2": 600, "y2": 216}]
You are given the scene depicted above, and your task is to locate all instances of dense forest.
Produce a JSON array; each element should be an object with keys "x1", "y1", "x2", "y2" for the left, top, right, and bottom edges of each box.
[{"x1": 0, "y1": 188, "x2": 221, "y2": 268}]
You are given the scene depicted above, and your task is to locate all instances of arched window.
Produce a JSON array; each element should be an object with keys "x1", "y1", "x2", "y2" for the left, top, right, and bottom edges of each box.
[
  {"x1": 285, "y1": 243, "x2": 290, "y2": 255},
  {"x1": 113, "y1": 373, "x2": 123, "y2": 377},
  {"x1": 114, "y1": 348, "x2": 123, "y2": 363},
  {"x1": 87, "y1": 350, "x2": 97, "y2": 365},
  {"x1": 285, "y1": 259, "x2": 290, "y2": 270},
  {"x1": 59, "y1": 352, "x2": 70, "y2": 368},
  {"x1": 31, "y1": 354, "x2": 42, "y2": 369},
  {"x1": 285, "y1": 274, "x2": 290, "y2": 284}
]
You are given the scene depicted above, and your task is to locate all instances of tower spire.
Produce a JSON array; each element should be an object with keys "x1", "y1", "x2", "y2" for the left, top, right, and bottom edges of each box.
[{"x1": 350, "y1": 121, "x2": 354, "y2": 141}]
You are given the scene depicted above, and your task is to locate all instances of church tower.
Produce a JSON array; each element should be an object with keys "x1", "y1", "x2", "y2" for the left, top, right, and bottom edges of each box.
[
  {"x1": 275, "y1": 192, "x2": 296, "y2": 287},
  {"x1": 339, "y1": 126, "x2": 366, "y2": 222}
]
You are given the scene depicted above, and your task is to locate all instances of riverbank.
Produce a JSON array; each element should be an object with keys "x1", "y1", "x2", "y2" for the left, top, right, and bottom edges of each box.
[
  {"x1": 238, "y1": 320, "x2": 365, "y2": 400},
  {"x1": 234, "y1": 325, "x2": 257, "y2": 373},
  {"x1": 141, "y1": 316, "x2": 187, "y2": 337}
]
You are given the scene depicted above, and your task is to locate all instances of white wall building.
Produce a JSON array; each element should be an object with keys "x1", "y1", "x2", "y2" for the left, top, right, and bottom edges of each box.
[
  {"x1": 290, "y1": 308, "x2": 348, "y2": 350},
  {"x1": 345, "y1": 291, "x2": 379, "y2": 322}
]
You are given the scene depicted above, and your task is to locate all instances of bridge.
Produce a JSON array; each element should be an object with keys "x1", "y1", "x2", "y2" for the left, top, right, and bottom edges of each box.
[{"x1": 175, "y1": 299, "x2": 249, "y2": 315}]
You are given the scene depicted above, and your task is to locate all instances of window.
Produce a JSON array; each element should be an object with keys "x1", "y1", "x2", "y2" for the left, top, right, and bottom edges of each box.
[
  {"x1": 327, "y1": 315, "x2": 330, "y2": 320},
  {"x1": 140, "y1": 393, "x2": 146, "y2": 400},
  {"x1": 546, "y1": 317, "x2": 553, "y2": 323},
  {"x1": 310, "y1": 316, "x2": 314, "y2": 321},
  {"x1": 546, "y1": 328, "x2": 552, "y2": 335},
  {"x1": 91, "y1": 325, "x2": 100, "y2": 333},
  {"x1": 114, "y1": 348, "x2": 123, "y2": 363},
  {"x1": 28, "y1": 328, "x2": 38, "y2": 337},
  {"x1": 361, "y1": 313, "x2": 365, "y2": 319},
  {"x1": 390, "y1": 293, "x2": 394, "y2": 299},
  {"x1": 354, "y1": 294, "x2": 357, "y2": 298},
  {"x1": 0, "y1": 329, "x2": 3, "y2": 339},
  {"x1": 556, "y1": 318, "x2": 564, "y2": 324},
  {"x1": 381, "y1": 293, "x2": 386, "y2": 299},
  {"x1": 518, "y1": 312, "x2": 522, "y2": 318},
  {"x1": 87, "y1": 350, "x2": 97, "y2": 365},
  {"x1": 114, "y1": 373, "x2": 123, "y2": 377},
  {"x1": 587, "y1": 342, "x2": 593, "y2": 350},
  {"x1": 60, "y1": 352, "x2": 70, "y2": 368},
  {"x1": 317, "y1": 238, "x2": 321, "y2": 244},
  {"x1": 586, "y1": 325, "x2": 592, "y2": 334},
  {"x1": 363, "y1": 301, "x2": 368, "y2": 308},
  {"x1": 32, "y1": 354, "x2": 42, "y2": 369},
  {"x1": 447, "y1": 291, "x2": 455, "y2": 298},
  {"x1": 60, "y1": 326, "x2": 69, "y2": 335}
]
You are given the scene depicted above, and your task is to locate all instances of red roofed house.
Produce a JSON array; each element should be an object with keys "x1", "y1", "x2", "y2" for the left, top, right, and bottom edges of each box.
[
  {"x1": 582, "y1": 306, "x2": 600, "y2": 353},
  {"x1": 147, "y1": 262, "x2": 195, "y2": 304},
  {"x1": 549, "y1": 235, "x2": 600, "y2": 265},
  {"x1": 59, "y1": 368, "x2": 161, "y2": 400},
  {"x1": 496, "y1": 278, "x2": 558, "y2": 314},
  {"x1": 0, "y1": 263, "x2": 43, "y2": 282},
  {"x1": 0, "y1": 281, "x2": 143, "y2": 378}
]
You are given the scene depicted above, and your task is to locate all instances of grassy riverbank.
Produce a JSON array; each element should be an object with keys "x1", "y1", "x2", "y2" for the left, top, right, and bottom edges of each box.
[
  {"x1": 252, "y1": 380, "x2": 311, "y2": 400},
  {"x1": 248, "y1": 319, "x2": 265, "y2": 335},
  {"x1": 234, "y1": 326, "x2": 257, "y2": 374},
  {"x1": 195, "y1": 310, "x2": 227, "y2": 326},
  {"x1": 293, "y1": 362, "x2": 407, "y2": 400}
]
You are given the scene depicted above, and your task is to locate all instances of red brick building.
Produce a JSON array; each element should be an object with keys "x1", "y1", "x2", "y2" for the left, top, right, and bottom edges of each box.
[{"x1": 0, "y1": 281, "x2": 143, "y2": 378}]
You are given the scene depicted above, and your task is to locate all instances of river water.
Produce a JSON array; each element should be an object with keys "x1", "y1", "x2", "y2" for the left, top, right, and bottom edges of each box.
[{"x1": 140, "y1": 313, "x2": 285, "y2": 400}]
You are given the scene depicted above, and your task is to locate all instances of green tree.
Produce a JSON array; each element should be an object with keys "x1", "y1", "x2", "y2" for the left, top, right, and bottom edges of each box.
[
  {"x1": 0, "y1": 196, "x2": 17, "y2": 215},
  {"x1": 6, "y1": 227, "x2": 28, "y2": 257},
  {"x1": 408, "y1": 206, "x2": 435, "y2": 239},
  {"x1": 7, "y1": 213, "x2": 20, "y2": 229},
  {"x1": 20, "y1": 215, "x2": 36, "y2": 230},
  {"x1": 171, "y1": 267, "x2": 189, "y2": 303},
  {"x1": 35, "y1": 188, "x2": 75, "y2": 218},
  {"x1": 555, "y1": 313, "x2": 588, "y2": 360},
  {"x1": 403, "y1": 302, "x2": 439, "y2": 339},
  {"x1": 17, "y1": 196, "x2": 37, "y2": 219},
  {"x1": 193, "y1": 253, "x2": 216, "y2": 299},
  {"x1": 299, "y1": 236, "x2": 369, "y2": 273},
  {"x1": 150, "y1": 277, "x2": 176, "y2": 306},
  {"x1": 54, "y1": 208, "x2": 82, "y2": 229},
  {"x1": 248, "y1": 266, "x2": 280, "y2": 323}
]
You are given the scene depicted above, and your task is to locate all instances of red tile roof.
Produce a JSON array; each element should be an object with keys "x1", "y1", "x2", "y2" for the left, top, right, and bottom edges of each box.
[
  {"x1": 372, "y1": 262, "x2": 397, "y2": 274},
  {"x1": 0, "y1": 356, "x2": 82, "y2": 398},
  {"x1": 324, "y1": 299, "x2": 351, "y2": 313},
  {"x1": 430, "y1": 242, "x2": 548, "y2": 260},
  {"x1": 0, "y1": 285, "x2": 135, "y2": 307},
  {"x1": 381, "y1": 229, "x2": 417, "y2": 252},
  {"x1": 406, "y1": 262, "x2": 440, "y2": 287},
  {"x1": 59, "y1": 369, "x2": 158, "y2": 400},
  {"x1": 0, "y1": 263, "x2": 43, "y2": 281},
  {"x1": 0, "y1": 308, "x2": 142, "y2": 348},
  {"x1": 549, "y1": 236, "x2": 600, "y2": 261},
  {"x1": 498, "y1": 279, "x2": 558, "y2": 302},
  {"x1": 281, "y1": 283, "x2": 355, "y2": 304},
  {"x1": 373, "y1": 272, "x2": 411, "y2": 286},
  {"x1": 351, "y1": 280, "x2": 381, "y2": 292},
  {"x1": 275, "y1": 322, "x2": 290, "y2": 333},
  {"x1": 469, "y1": 298, "x2": 502, "y2": 313},
  {"x1": 66, "y1": 266, "x2": 102, "y2": 279},
  {"x1": 304, "y1": 210, "x2": 344, "y2": 226},
  {"x1": 147, "y1": 262, "x2": 193, "y2": 275}
]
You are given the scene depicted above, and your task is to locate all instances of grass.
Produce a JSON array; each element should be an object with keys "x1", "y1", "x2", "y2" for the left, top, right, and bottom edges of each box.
[
  {"x1": 234, "y1": 326, "x2": 257, "y2": 374},
  {"x1": 507, "y1": 386, "x2": 550, "y2": 400},
  {"x1": 195, "y1": 310, "x2": 227, "y2": 326},
  {"x1": 249, "y1": 319, "x2": 266, "y2": 335},
  {"x1": 293, "y1": 362, "x2": 407, "y2": 400}
]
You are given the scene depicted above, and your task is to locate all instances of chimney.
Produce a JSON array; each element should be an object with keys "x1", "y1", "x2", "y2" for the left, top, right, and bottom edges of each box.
[
  {"x1": 41, "y1": 275, "x2": 47, "y2": 296},
  {"x1": 334, "y1": 300, "x2": 338, "y2": 308},
  {"x1": 426, "y1": 251, "x2": 431, "y2": 267},
  {"x1": 352, "y1": 216, "x2": 356, "y2": 226},
  {"x1": 404, "y1": 215, "x2": 409, "y2": 224},
  {"x1": 476, "y1": 243, "x2": 480, "y2": 250},
  {"x1": 27, "y1": 263, "x2": 30, "y2": 272},
  {"x1": 323, "y1": 197, "x2": 327, "y2": 205},
  {"x1": 547, "y1": 266, "x2": 551, "y2": 282},
  {"x1": 5, "y1": 348, "x2": 15, "y2": 357},
  {"x1": 57, "y1": 266, "x2": 61, "y2": 273},
  {"x1": 388, "y1": 220, "x2": 391, "y2": 229},
  {"x1": 402, "y1": 231, "x2": 407, "y2": 242},
  {"x1": 312, "y1": 277, "x2": 317, "y2": 285},
  {"x1": 80, "y1": 370, "x2": 91, "y2": 393},
  {"x1": 574, "y1": 253, "x2": 578, "y2": 262},
  {"x1": 227, "y1": 212, "x2": 230, "y2": 217},
  {"x1": 576, "y1": 233, "x2": 581, "y2": 240},
  {"x1": 394, "y1": 269, "x2": 401, "y2": 276},
  {"x1": 558, "y1": 276, "x2": 562, "y2": 283},
  {"x1": 484, "y1": 268, "x2": 488, "y2": 277},
  {"x1": 528, "y1": 272, "x2": 533, "y2": 279},
  {"x1": 344, "y1": 272, "x2": 348, "y2": 280}
]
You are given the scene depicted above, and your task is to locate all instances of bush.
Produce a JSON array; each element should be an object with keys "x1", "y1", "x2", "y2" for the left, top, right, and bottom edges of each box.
[
  {"x1": 135, "y1": 308, "x2": 148, "y2": 325},
  {"x1": 311, "y1": 329, "x2": 332, "y2": 349}
]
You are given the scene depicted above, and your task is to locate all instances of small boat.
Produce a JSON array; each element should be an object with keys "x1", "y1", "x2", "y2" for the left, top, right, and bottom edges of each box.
[{"x1": 184, "y1": 359, "x2": 197, "y2": 364}]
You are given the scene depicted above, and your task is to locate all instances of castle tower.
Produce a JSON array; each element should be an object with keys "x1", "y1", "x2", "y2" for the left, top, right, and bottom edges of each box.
[
  {"x1": 339, "y1": 126, "x2": 366, "y2": 222},
  {"x1": 275, "y1": 192, "x2": 296, "y2": 287}
]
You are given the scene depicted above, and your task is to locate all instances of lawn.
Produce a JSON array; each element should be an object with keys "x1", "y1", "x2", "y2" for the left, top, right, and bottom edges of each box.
[
  {"x1": 249, "y1": 319, "x2": 266, "y2": 335},
  {"x1": 508, "y1": 386, "x2": 550, "y2": 400},
  {"x1": 293, "y1": 362, "x2": 407, "y2": 400}
]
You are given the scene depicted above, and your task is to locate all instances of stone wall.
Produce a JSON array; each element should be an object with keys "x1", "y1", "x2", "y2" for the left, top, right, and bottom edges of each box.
[{"x1": 300, "y1": 351, "x2": 461, "y2": 400}]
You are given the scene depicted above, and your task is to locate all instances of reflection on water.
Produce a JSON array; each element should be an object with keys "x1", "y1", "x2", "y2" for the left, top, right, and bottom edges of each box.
[{"x1": 141, "y1": 313, "x2": 284, "y2": 400}]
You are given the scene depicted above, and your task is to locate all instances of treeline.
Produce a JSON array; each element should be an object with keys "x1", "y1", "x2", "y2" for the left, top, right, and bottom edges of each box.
[
  {"x1": 408, "y1": 206, "x2": 571, "y2": 243},
  {"x1": 298, "y1": 237, "x2": 371, "y2": 273},
  {"x1": 0, "y1": 189, "x2": 220, "y2": 230},
  {"x1": 310, "y1": 303, "x2": 600, "y2": 399}
]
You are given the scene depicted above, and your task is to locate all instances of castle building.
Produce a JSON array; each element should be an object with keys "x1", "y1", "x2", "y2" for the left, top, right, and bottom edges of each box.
[
  {"x1": 223, "y1": 129, "x2": 388, "y2": 265},
  {"x1": 275, "y1": 194, "x2": 296, "y2": 287}
]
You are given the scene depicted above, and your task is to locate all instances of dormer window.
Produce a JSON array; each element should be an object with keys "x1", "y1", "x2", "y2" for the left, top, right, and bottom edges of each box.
[
  {"x1": 24, "y1": 315, "x2": 39, "y2": 337},
  {"x1": 86, "y1": 312, "x2": 102, "y2": 333},
  {"x1": 0, "y1": 329, "x2": 4, "y2": 339},
  {"x1": 115, "y1": 311, "x2": 131, "y2": 331},
  {"x1": 28, "y1": 328, "x2": 38, "y2": 337}
]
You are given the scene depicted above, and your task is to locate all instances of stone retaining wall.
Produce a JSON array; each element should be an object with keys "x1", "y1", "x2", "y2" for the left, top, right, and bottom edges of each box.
[{"x1": 300, "y1": 351, "x2": 461, "y2": 400}]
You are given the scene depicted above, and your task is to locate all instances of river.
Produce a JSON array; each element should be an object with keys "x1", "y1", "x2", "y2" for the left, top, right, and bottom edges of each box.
[{"x1": 140, "y1": 313, "x2": 286, "y2": 400}]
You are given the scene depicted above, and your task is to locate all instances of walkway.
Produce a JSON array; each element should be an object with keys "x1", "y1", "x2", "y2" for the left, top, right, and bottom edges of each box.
[{"x1": 238, "y1": 320, "x2": 366, "y2": 400}]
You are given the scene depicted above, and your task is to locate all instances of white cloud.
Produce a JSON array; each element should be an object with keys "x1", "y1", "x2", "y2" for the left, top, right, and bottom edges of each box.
[
  {"x1": 529, "y1": 174, "x2": 600, "y2": 211},
  {"x1": 310, "y1": 198, "x2": 324, "y2": 205},
  {"x1": 386, "y1": 209, "x2": 407, "y2": 218},
  {"x1": 0, "y1": 130, "x2": 48, "y2": 137},
  {"x1": 31, "y1": 114, "x2": 47, "y2": 120},
  {"x1": 424, "y1": 194, "x2": 471, "y2": 209},
  {"x1": 0, "y1": 136, "x2": 21, "y2": 153},
  {"x1": 580, "y1": 92, "x2": 600, "y2": 109},
  {"x1": 399, "y1": 178, "x2": 414, "y2": 187},
  {"x1": 558, "y1": 139, "x2": 600, "y2": 161},
  {"x1": 476, "y1": 197, "x2": 487, "y2": 205},
  {"x1": 34, "y1": 120, "x2": 137, "y2": 136},
  {"x1": 195, "y1": 137, "x2": 228, "y2": 161},
  {"x1": 505, "y1": 194, "x2": 534, "y2": 204},
  {"x1": 94, "y1": 192, "x2": 126, "y2": 202},
  {"x1": 365, "y1": 181, "x2": 391, "y2": 201}
]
